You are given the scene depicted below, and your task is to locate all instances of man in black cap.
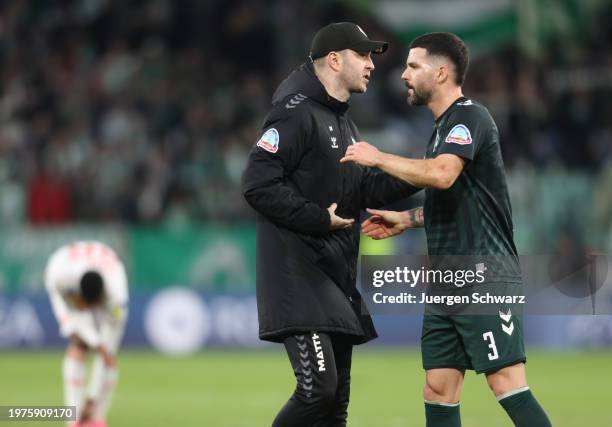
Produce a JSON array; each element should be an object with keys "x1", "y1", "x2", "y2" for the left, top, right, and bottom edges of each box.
[{"x1": 242, "y1": 23, "x2": 418, "y2": 426}]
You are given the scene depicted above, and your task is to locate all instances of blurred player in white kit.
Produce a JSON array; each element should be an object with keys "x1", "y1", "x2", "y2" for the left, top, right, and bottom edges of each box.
[{"x1": 45, "y1": 241, "x2": 129, "y2": 427}]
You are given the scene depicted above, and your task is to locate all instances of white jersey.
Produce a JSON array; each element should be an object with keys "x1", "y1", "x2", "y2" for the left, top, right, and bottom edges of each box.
[{"x1": 45, "y1": 241, "x2": 128, "y2": 350}]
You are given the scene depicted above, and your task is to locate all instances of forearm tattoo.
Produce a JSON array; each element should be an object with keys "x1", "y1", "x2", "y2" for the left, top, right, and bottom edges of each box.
[{"x1": 407, "y1": 207, "x2": 424, "y2": 228}]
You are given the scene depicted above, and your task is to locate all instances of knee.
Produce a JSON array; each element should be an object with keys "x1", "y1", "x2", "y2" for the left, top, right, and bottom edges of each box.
[
  {"x1": 487, "y1": 375, "x2": 506, "y2": 397},
  {"x1": 424, "y1": 382, "x2": 449, "y2": 403},
  {"x1": 486, "y1": 364, "x2": 526, "y2": 398},
  {"x1": 66, "y1": 339, "x2": 88, "y2": 361},
  {"x1": 319, "y1": 387, "x2": 337, "y2": 407},
  {"x1": 298, "y1": 374, "x2": 337, "y2": 408},
  {"x1": 487, "y1": 373, "x2": 522, "y2": 397},
  {"x1": 423, "y1": 372, "x2": 462, "y2": 404},
  {"x1": 316, "y1": 376, "x2": 338, "y2": 405}
]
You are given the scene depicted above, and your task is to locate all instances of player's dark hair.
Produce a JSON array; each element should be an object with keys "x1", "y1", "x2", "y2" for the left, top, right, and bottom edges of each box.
[
  {"x1": 80, "y1": 270, "x2": 104, "y2": 305},
  {"x1": 409, "y1": 32, "x2": 469, "y2": 85}
]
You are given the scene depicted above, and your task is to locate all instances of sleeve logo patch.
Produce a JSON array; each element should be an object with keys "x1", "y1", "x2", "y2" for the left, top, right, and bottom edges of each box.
[
  {"x1": 445, "y1": 124, "x2": 472, "y2": 145},
  {"x1": 256, "y1": 128, "x2": 279, "y2": 153}
]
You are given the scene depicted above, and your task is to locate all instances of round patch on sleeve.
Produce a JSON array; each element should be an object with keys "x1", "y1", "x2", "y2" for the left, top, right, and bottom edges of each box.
[
  {"x1": 445, "y1": 124, "x2": 472, "y2": 145},
  {"x1": 256, "y1": 128, "x2": 280, "y2": 153}
]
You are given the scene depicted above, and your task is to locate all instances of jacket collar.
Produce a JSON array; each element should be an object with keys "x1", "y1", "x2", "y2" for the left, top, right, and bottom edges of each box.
[{"x1": 272, "y1": 60, "x2": 349, "y2": 115}]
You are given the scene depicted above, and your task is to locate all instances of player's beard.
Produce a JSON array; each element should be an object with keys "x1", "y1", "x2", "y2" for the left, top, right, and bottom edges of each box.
[{"x1": 406, "y1": 83, "x2": 432, "y2": 106}]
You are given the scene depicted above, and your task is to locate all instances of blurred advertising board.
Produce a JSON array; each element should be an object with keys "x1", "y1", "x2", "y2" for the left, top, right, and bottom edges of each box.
[
  {"x1": 0, "y1": 226, "x2": 256, "y2": 293},
  {"x1": 0, "y1": 290, "x2": 610, "y2": 352}
]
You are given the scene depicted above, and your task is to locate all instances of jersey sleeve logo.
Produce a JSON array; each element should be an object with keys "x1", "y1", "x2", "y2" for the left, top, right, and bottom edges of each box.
[
  {"x1": 445, "y1": 124, "x2": 472, "y2": 145},
  {"x1": 256, "y1": 128, "x2": 280, "y2": 153}
]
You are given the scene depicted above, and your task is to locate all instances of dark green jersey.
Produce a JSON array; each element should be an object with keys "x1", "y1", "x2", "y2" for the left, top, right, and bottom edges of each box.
[{"x1": 424, "y1": 97, "x2": 521, "y2": 284}]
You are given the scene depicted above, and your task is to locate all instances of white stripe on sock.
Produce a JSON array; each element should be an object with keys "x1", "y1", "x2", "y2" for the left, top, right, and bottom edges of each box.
[
  {"x1": 424, "y1": 400, "x2": 460, "y2": 407},
  {"x1": 497, "y1": 386, "x2": 530, "y2": 401}
]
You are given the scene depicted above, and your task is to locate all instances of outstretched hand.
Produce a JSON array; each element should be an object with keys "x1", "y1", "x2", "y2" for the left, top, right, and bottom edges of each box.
[
  {"x1": 340, "y1": 142, "x2": 381, "y2": 167},
  {"x1": 361, "y1": 208, "x2": 408, "y2": 240},
  {"x1": 327, "y1": 203, "x2": 354, "y2": 230}
]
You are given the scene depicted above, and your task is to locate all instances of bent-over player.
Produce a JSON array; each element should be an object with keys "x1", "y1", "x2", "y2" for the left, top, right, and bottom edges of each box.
[{"x1": 45, "y1": 241, "x2": 128, "y2": 427}]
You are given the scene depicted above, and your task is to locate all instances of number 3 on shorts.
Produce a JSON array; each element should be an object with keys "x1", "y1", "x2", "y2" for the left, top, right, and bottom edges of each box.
[{"x1": 483, "y1": 331, "x2": 499, "y2": 361}]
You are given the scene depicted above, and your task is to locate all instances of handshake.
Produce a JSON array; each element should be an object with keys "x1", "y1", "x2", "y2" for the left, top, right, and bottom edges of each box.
[{"x1": 327, "y1": 203, "x2": 417, "y2": 239}]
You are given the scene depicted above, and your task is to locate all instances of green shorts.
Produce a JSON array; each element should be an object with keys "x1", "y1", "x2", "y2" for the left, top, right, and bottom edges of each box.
[{"x1": 421, "y1": 312, "x2": 526, "y2": 374}]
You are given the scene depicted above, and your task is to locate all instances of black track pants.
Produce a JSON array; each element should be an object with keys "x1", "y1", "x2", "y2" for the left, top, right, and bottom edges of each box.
[{"x1": 272, "y1": 332, "x2": 353, "y2": 427}]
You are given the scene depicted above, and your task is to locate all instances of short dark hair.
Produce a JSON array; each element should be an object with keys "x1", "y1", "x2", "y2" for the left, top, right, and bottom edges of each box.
[
  {"x1": 80, "y1": 270, "x2": 104, "y2": 305},
  {"x1": 409, "y1": 32, "x2": 469, "y2": 85}
]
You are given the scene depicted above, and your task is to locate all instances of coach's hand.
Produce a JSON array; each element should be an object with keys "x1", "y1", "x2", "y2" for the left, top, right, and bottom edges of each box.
[
  {"x1": 327, "y1": 203, "x2": 354, "y2": 230},
  {"x1": 340, "y1": 142, "x2": 381, "y2": 167},
  {"x1": 362, "y1": 209, "x2": 408, "y2": 239}
]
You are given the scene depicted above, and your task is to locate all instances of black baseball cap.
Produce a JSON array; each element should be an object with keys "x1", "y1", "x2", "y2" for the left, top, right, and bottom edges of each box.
[{"x1": 309, "y1": 22, "x2": 389, "y2": 60}]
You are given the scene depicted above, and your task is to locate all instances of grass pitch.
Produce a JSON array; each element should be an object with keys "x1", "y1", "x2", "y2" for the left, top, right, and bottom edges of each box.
[{"x1": 0, "y1": 348, "x2": 610, "y2": 426}]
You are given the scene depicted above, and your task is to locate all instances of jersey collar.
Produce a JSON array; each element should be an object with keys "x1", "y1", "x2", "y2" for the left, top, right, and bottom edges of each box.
[{"x1": 434, "y1": 96, "x2": 468, "y2": 126}]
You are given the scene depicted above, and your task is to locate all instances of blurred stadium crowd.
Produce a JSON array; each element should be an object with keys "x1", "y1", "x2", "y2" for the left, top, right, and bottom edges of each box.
[{"x1": 0, "y1": 0, "x2": 611, "y2": 251}]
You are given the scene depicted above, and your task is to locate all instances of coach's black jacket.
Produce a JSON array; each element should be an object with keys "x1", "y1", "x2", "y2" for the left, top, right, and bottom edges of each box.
[{"x1": 242, "y1": 60, "x2": 419, "y2": 344}]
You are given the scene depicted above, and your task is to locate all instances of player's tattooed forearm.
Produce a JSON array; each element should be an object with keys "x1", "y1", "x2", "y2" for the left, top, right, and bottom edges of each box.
[{"x1": 407, "y1": 207, "x2": 424, "y2": 228}]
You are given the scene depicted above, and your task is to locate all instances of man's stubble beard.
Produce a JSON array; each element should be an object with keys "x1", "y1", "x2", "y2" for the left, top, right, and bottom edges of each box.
[
  {"x1": 407, "y1": 84, "x2": 432, "y2": 106},
  {"x1": 341, "y1": 69, "x2": 367, "y2": 95},
  {"x1": 349, "y1": 76, "x2": 367, "y2": 94}
]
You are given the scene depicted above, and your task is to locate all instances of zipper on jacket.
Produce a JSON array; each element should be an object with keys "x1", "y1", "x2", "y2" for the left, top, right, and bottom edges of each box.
[
  {"x1": 336, "y1": 114, "x2": 359, "y2": 290},
  {"x1": 337, "y1": 114, "x2": 348, "y2": 210}
]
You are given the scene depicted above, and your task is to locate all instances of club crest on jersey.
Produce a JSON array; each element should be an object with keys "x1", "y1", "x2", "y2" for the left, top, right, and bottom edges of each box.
[
  {"x1": 257, "y1": 128, "x2": 279, "y2": 153},
  {"x1": 445, "y1": 124, "x2": 472, "y2": 145}
]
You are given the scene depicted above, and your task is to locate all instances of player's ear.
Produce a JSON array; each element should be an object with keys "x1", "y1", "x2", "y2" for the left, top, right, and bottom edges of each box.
[{"x1": 437, "y1": 63, "x2": 448, "y2": 84}]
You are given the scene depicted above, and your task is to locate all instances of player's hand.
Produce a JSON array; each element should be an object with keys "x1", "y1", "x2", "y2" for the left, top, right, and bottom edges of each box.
[
  {"x1": 68, "y1": 334, "x2": 94, "y2": 355},
  {"x1": 340, "y1": 142, "x2": 382, "y2": 167},
  {"x1": 327, "y1": 203, "x2": 354, "y2": 230},
  {"x1": 361, "y1": 208, "x2": 409, "y2": 239},
  {"x1": 97, "y1": 345, "x2": 116, "y2": 368},
  {"x1": 79, "y1": 399, "x2": 95, "y2": 423}
]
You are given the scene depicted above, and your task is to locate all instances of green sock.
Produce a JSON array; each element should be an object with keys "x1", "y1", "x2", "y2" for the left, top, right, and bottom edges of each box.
[
  {"x1": 498, "y1": 387, "x2": 552, "y2": 427},
  {"x1": 425, "y1": 401, "x2": 461, "y2": 427}
]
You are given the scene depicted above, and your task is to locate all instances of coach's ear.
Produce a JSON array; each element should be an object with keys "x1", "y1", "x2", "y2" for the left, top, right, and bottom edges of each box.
[
  {"x1": 430, "y1": 154, "x2": 465, "y2": 190},
  {"x1": 326, "y1": 51, "x2": 342, "y2": 72}
]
